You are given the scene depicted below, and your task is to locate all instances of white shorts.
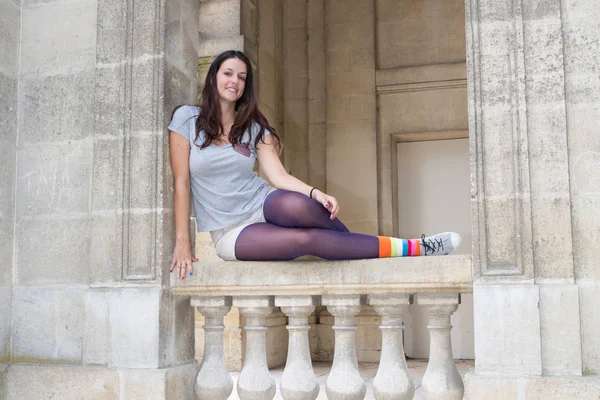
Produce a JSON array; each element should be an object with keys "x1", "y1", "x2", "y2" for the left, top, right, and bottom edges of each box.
[{"x1": 209, "y1": 192, "x2": 272, "y2": 261}]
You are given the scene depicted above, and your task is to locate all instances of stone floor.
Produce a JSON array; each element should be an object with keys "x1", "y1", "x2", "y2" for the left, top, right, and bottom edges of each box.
[{"x1": 229, "y1": 359, "x2": 474, "y2": 399}]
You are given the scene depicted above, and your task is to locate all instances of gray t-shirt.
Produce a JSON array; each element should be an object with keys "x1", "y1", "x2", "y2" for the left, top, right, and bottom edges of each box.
[{"x1": 168, "y1": 105, "x2": 273, "y2": 232}]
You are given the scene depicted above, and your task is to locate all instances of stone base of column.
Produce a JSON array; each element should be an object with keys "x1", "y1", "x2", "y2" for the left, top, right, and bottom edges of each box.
[
  {"x1": 6, "y1": 363, "x2": 197, "y2": 400},
  {"x1": 464, "y1": 372, "x2": 600, "y2": 399}
]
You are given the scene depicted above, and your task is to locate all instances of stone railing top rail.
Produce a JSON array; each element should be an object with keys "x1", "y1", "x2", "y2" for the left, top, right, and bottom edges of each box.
[{"x1": 171, "y1": 254, "x2": 472, "y2": 296}]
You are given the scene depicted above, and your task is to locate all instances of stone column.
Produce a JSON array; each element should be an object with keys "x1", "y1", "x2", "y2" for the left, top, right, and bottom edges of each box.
[
  {"x1": 369, "y1": 294, "x2": 414, "y2": 400},
  {"x1": 417, "y1": 294, "x2": 463, "y2": 400},
  {"x1": 0, "y1": 0, "x2": 19, "y2": 394},
  {"x1": 324, "y1": 0, "x2": 378, "y2": 234},
  {"x1": 276, "y1": 295, "x2": 320, "y2": 400},
  {"x1": 193, "y1": 297, "x2": 234, "y2": 400},
  {"x1": 235, "y1": 296, "x2": 276, "y2": 400},
  {"x1": 463, "y1": 0, "x2": 585, "y2": 396},
  {"x1": 283, "y1": 0, "x2": 309, "y2": 181},
  {"x1": 322, "y1": 295, "x2": 366, "y2": 400},
  {"x1": 5, "y1": 0, "x2": 199, "y2": 396}
]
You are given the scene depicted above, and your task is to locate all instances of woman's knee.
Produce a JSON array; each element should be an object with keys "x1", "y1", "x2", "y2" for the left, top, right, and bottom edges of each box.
[{"x1": 264, "y1": 190, "x2": 315, "y2": 223}]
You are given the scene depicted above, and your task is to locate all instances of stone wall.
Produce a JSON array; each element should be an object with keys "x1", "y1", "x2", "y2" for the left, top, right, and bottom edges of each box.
[
  {"x1": 562, "y1": 0, "x2": 600, "y2": 375},
  {"x1": 2, "y1": 0, "x2": 200, "y2": 396},
  {"x1": 0, "y1": 0, "x2": 20, "y2": 394}
]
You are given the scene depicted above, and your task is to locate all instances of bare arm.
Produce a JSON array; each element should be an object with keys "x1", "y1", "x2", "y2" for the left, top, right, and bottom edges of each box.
[
  {"x1": 257, "y1": 135, "x2": 340, "y2": 219},
  {"x1": 169, "y1": 131, "x2": 195, "y2": 278}
]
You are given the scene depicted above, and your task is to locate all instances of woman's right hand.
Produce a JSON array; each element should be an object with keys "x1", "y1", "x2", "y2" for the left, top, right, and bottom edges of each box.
[{"x1": 170, "y1": 239, "x2": 198, "y2": 280}]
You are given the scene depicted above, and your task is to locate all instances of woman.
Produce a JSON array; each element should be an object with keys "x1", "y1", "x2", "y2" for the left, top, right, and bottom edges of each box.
[{"x1": 169, "y1": 50, "x2": 460, "y2": 279}]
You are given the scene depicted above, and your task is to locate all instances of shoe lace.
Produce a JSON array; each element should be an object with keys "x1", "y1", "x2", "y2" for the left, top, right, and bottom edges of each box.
[{"x1": 420, "y1": 234, "x2": 444, "y2": 256}]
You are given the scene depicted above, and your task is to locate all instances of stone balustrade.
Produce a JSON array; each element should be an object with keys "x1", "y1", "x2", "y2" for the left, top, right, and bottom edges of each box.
[{"x1": 172, "y1": 255, "x2": 471, "y2": 400}]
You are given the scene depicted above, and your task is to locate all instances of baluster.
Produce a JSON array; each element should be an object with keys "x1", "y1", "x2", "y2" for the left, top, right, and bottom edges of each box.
[
  {"x1": 416, "y1": 293, "x2": 464, "y2": 400},
  {"x1": 192, "y1": 296, "x2": 233, "y2": 400},
  {"x1": 275, "y1": 295, "x2": 320, "y2": 400},
  {"x1": 369, "y1": 294, "x2": 415, "y2": 400},
  {"x1": 234, "y1": 296, "x2": 276, "y2": 400},
  {"x1": 322, "y1": 295, "x2": 366, "y2": 400}
]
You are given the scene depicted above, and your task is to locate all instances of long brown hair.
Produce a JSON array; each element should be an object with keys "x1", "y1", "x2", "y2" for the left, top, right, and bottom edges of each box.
[{"x1": 191, "y1": 50, "x2": 281, "y2": 150}]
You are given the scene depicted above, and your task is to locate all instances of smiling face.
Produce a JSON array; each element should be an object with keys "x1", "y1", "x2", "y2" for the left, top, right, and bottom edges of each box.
[{"x1": 216, "y1": 57, "x2": 247, "y2": 105}]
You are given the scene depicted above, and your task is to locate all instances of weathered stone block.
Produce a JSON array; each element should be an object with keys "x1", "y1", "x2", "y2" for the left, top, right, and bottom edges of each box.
[
  {"x1": 327, "y1": 69, "x2": 374, "y2": 97},
  {"x1": 0, "y1": 74, "x2": 17, "y2": 142},
  {"x1": 284, "y1": 75, "x2": 307, "y2": 101},
  {"x1": 464, "y1": 373, "x2": 600, "y2": 400},
  {"x1": 199, "y1": 34, "x2": 244, "y2": 58},
  {"x1": 326, "y1": 0, "x2": 372, "y2": 25},
  {"x1": 523, "y1": 20, "x2": 565, "y2": 103},
  {"x1": 0, "y1": 287, "x2": 10, "y2": 364},
  {"x1": 283, "y1": 0, "x2": 306, "y2": 29},
  {"x1": 376, "y1": 0, "x2": 464, "y2": 69},
  {"x1": 523, "y1": 0, "x2": 561, "y2": 20},
  {"x1": 11, "y1": 286, "x2": 86, "y2": 363},
  {"x1": 125, "y1": 212, "x2": 158, "y2": 279},
  {"x1": 307, "y1": 0, "x2": 324, "y2": 30},
  {"x1": 89, "y1": 214, "x2": 123, "y2": 284},
  {"x1": 20, "y1": 0, "x2": 96, "y2": 75},
  {"x1": 0, "y1": 139, "x2": 15, "y2": 215},
  {"x1": 473, "y1": 284, "x2": 542, "y2": 376},
  {"x1": 199, "y1": 0, "x2": 240, "y2": 40},
  {"x1": 121, "y1": 365, "x2": 196, "y2": 400},
  {"x1": 8, "y1": 365, "x2": 119, "y2": 400},
  {"x1": 539, "y1": 284, "x2": 582, "y2": 376},
  {"x1": 0, "y1": 217, "x2": 12, "y2": 287},
  {"x1": 579, "y1": 280, "x2": 600, "y2": 375},
  {"x1": 94, "y1": 67, "x2": 126, "y2": 137},
  {"x1": 476, "y1": 0, "x2": 512, "y2": 22},
  {"x1": 326, "y1": 21, "x2": 373, "y2": 52},
  {"x1": 19, "y1": 72, "x2": 95, "y2": 143},
  {"x1": 160, "y1": 290, "x2": 195, "y2": 367},
  {"x1": 16, "y1": 141, "x2": 93, "y2": 217},
  {"x1": 308, "y1": 99, "x2": 326, "y2": 124},
  {"x1": 109, "y1": 287, "x2": 162, "y2": 368},
  {"x1": 130, "y1": 61, "x2": 163, "y2": 134},
  {"x1": 83, "y1": 289, "x2": 110, "y2": 366},
  {"x1": 164, "y1": 62, "x2": 196, "y2": 112},
  {"x1": 0, "y1": 364, "x2": 6, "y2": 400},
  {"x1": 0, "y1": 0, "x2": 20, "y2": 77},
  {"x1": 326, "y1": 120, "x2": 375, "y2": 147},
  {"x1": 15, "y1": 217, "x2": 90, "y2": 284},
  {"x1": 91, "y1": 137, "x2": 124, "y2": 212},
  {"x1": 571, "y1": 195, "x2": 600, "y2": 280},
  {"x1": 96, "y1": 0, "x2": 126, "y2": 64}
]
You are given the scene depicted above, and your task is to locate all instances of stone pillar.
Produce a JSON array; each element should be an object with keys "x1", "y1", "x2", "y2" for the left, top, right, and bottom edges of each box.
[
  {"x1": 193, "y1": 297, "x2": 234, "y2": 400},
  {"x1": 322, "y1": 295, "x2": 366, "y2": 400},
  {"x1": 276, "y1": 295, "x2": 320, "y2": 400},
  {"x1": 235, "y1": 296, "x2": 276, "y2": 400},
  {"x1": 283, "y1": 0, "x2": 309, "y2": 181},
  {"x1": 562, "y1": 0, "x2": 600, "y2": 378},
  {"x1": 325, "y1": 0, "x2": 378, "y2": 234},
  {"x1": 307, "y1": 0, "x2": 326, "y2": 190},
  {"x1": 369, "y1": 294, "x2": 414, "y2": 400},
  {"x1": 464, "y1": 0, "x2": 587, "y2": 396},
  {"x1": 0, "y1": 0, "x2": 19, "y2": 395},
  {"x1": 4, "y1": 0, "x2": 199, "y2": 396}
]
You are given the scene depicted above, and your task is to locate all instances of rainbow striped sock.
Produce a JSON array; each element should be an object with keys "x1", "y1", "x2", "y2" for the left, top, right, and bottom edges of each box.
[
  {"x1": 377, "y1": 232, "x2": 461, "y2": 257},
  {"x1": 377, "y1": 237, "x2": 421, "y2": 257}
]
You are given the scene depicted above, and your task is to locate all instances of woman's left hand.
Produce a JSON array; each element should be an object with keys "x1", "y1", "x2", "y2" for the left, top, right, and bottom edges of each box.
[{"x1": 313, "y1": 190, "x2": 340, "y2": 220}]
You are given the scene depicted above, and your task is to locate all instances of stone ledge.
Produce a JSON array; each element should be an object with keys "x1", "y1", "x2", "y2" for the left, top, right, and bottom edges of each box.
[
  {"x1": 172, "y1": 255, "x2": 472, "y2": 296},
  {"x1": 463, "y1": 372, "x2": 600, "y2": 400}
]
